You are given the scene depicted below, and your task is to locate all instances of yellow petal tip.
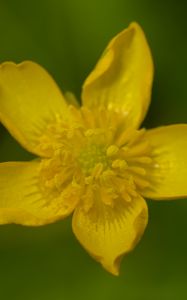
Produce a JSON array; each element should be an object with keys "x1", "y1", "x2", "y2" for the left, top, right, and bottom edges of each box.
[{"x1": 101, "y1": 259, "x2": 120, "y2": 276}]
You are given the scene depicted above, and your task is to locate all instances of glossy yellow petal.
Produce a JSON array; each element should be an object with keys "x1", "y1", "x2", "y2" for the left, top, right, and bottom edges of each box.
[
  {"x1": 82, "y1": 22, "x2": 153, "y2": 128},
  {"x1": 72, "y1": 195, "x2": 148, "y2": 275},
  {"x1": 0, "y1": 161, "x2": 77, "y2": 225},
  {"x1": 142, "y1": 125, "x2": 187, "y2": 200},
  {"x1": 0, "y1": 61, "x2": 68, "y2": 157}
]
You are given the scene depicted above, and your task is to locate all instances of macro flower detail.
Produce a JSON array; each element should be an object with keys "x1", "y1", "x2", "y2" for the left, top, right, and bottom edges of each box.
[{"x1": 0, "y1": 22, "x2": 187, "y2": 276}]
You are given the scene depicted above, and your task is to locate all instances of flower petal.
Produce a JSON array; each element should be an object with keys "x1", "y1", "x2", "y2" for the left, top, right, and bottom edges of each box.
[
  {"x1": 142, "y1": 125, "x2": 187, "y2": 200},
  {"x1": 82, "y1": 22, "x2": 153, "y2": 128},
  {"x1": 72, "y1": 195, "x2": 148, "y2": 275},
  {"x1": 0, "y1": 61, "x2": 68, "y2": 157},
  {"x1": 0, "y1": 161, "x2": 77, "y2": 225}
]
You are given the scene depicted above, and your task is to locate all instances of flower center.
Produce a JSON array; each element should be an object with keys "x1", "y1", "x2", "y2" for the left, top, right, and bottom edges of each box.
[
  {"x1": 38, "y1": 105, "x2": 153, "y2": 212},
  {"x1": 78, "y1": 143, "x2": 108, "y2": 175}
]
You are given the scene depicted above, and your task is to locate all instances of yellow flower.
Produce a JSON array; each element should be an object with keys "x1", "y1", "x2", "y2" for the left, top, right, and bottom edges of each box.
[{"x1": 0, "y1": 22, "x2": 186, "y2": 276}]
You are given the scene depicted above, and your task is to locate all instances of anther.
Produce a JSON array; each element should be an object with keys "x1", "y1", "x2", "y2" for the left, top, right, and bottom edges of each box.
[
  {"x1": 112, "y1": 159, "x2": 128, "y2": 170},
  {"x1": 106, "y1": 145, "x2": 119, "y2": 157}
]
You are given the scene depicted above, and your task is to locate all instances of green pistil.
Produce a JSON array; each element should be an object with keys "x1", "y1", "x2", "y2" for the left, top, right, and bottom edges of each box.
[{"x1": 78, "y1": 144, "x2": 109, "y2": 174}]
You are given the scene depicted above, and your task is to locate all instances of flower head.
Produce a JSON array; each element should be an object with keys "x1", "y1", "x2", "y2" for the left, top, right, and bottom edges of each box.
[{"x1": 0, "y1": 22, "x2": 186, "y2": 275}]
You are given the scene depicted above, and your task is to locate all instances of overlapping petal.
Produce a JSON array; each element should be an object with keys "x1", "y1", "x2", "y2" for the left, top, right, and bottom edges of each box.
[
  {"x1": 143, "y1": 125, "x2": 187, "y2": 200},
  {"x1": 72, "y1": 195, "x2": 148, "y2": 275},
  {"x1": 82, "y1": 22, "x2": 153, "y2": 128},
  {"x1": 0, "y1": 161, "x2": 77, "y2": 225},
  {"x1": 0, "y1": 61, "x2": 69, "y2": 157}
]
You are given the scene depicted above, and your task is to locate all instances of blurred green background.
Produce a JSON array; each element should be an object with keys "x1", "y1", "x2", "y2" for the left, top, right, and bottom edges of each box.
[{"x1": 0, "y1": 0, "x2": 187, "y2": 299}]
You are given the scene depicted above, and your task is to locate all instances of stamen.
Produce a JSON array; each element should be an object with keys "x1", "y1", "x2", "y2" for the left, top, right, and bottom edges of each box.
[
  {"x1": 127, "y1": 156, "x2": 153, "y2": 164},
  {"x1": 122, "y1": 141, "x2": 150, "y2": 157},
  {"x1": 122, "y1": 192, "x2": 132, "y2": 203},
  {"x1": 128, "y1": 166, "x2": 146, "y2": 175},
  {"x1": 112, "y1": 159, "x2": 128, "y2": 170},
  {"x1": 127, "y1": 128, "x2": 146, "y2": 146},
  {"x1": 82, "y1": 188, "x2": 94, "y2": 212},
  {"x1": 100, "y1": 188, "x2": 115, "y2": 207},
  {"x1": 133, "y1": 176, "x2": 150, "y2": 189},
  {"x1": 91, "y1": 163, "x2": 104, "y2": 179},
  {"x1": 84, "y1": 129, "x2": 95, "y2": 137},
  {"x1": 115, "y1": 127, "x2": 134, "y2": 146},
  {"x1": 106, "y1": 145, "x2": 119, "y2": 157}
]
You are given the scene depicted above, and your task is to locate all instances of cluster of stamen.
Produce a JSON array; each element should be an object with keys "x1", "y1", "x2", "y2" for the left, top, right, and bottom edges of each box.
[{"x1": 38, "y1": 105, "x2": 153, "y2": 212}]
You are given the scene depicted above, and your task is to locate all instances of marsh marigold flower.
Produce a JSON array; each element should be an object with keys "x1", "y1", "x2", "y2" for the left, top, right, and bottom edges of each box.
[{"x1": 0, "y1": 22, "x2": 186, "y2": 276}]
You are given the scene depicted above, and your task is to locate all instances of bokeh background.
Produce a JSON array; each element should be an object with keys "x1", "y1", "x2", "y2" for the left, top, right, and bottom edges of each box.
[{"x1": 0, "y1": 0, "x2": 187, "y2": 299}]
